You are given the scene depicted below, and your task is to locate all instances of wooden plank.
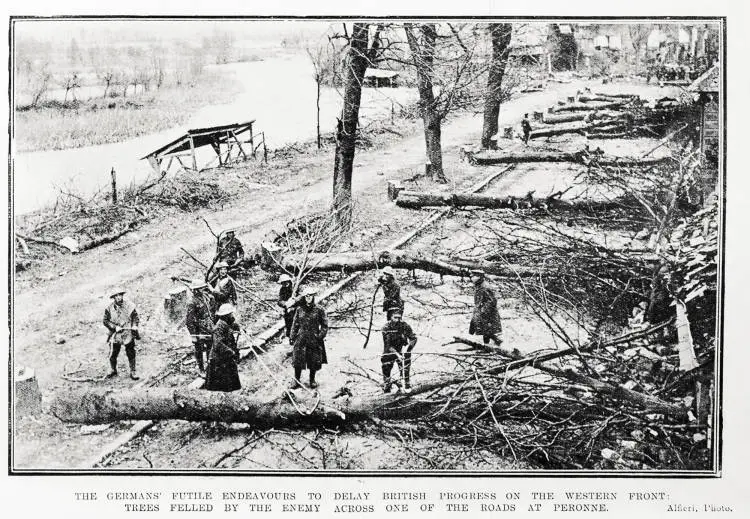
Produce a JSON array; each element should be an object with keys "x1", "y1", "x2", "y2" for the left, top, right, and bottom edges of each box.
[
  {"x1": 189, "y1": 135, "x2": 197, "y2": 171},
  {"x1": 230, "y1": 130, "x2": 248, "y2": 160}
]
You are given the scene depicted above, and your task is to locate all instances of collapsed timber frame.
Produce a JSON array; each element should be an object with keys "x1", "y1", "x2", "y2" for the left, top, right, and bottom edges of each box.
[{"x1": 141, "y1": 120, "x2": 267, "y2": 175}]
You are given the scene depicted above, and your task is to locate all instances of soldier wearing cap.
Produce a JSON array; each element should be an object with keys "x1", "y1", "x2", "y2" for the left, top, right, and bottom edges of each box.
[
  {"x1": 185, "y1": 279, "x2": 216, "y2": 375},
  {"x1": 277, "y1": 274, "x2": 296, "y2": 339},
  {"x1": 381, "y1": 307, "x2": 417, "y2": 393},
  {"x1": 103, "y1": 288, "x2": 141, "y2": 380},
  {"x1": 211, "y1": 261, "x2": 237, "y2": 307},
  {"x1": 378, "y1": 266, "x2": 404, "y2": 320},
  {"x1": 289, "y1": 287, "x2": 328, "y2": 389},
  {"x1": 216, "y1": 229, "x2": 245, "y2": 268},
  {"x1": 469, "y1": 269, "x2": 503, "y2": 345},
  {"x1": 205, "y1": 303, "x2": 242, "y2": 392}
]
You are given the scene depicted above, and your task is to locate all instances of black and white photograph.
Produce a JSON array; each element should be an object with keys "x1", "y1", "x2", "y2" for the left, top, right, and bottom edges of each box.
[{"x1": 8, "y1": 15, "x2": 725, "y2": 476}]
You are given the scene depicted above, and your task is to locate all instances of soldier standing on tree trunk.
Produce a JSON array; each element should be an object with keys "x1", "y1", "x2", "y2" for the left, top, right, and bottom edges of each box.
[
  {"x1": 216, "y1": 229, "x2": 244, "y2": 268},
  {"x1": 289, "y1": 288, "x2": 328, "y2": 389},
  {"x1": 185, "y1": 279, "x2": 216, "y2": 376},
  {"x1": 469, "y1": 270, "x2": 503, "y2": 345},
  {"x1": 381, "y1": 307, "x2": 417, "y2": 393},
  {"x1": 378, "y1": 266, "x2": 404, "y2": 320},
  {"x1": 103, "y1": 288, "x2": 141, "y2": 380},
  {"x1": 205, "y1": 303, "x2": 242, "y2": 392}
]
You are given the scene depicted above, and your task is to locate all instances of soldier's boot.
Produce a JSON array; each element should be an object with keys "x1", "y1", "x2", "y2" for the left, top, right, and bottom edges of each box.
[
  {"x1": 194, "y1": 343, "x2": 205, "y2": 374},
  {"x1": 106, "y1": 357, "x2": 118, "y2": 378},
  {"x1": 128, "y1": 357, "x2": 140, "y2": 380},
  {"x1": 382, "y1": 364, "x2": 392, "y2": 393},
  {"x1": 290, "y1": 368, "x2": 302, "y2": 389},
  {"x1": 309, "y1": 369, "x2": 318, "y2": 390}
]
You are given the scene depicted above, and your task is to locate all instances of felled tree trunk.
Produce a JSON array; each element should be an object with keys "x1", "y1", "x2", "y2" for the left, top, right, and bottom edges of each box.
[
  {"x1": 470, "y1": 149, "x2": 586, "y2": 164},
  {"x1": 52, "y1": 388, "x2": 346, "y2": 427},
  {"x1": 550, "y1": 101, "x2": 629, "y2": 113},
  {"x1": 470, "y1": 148, "x2": 669, "y2": 167},
  {"x1": 260, "y1": 245, "x2": 538, "y2": 278},
  {"x1": 542, "y1": 110, "x2": 624, "y2": 124},
  {"x1": 394, "y1": 191, "x2": 619, "y2": 211}
]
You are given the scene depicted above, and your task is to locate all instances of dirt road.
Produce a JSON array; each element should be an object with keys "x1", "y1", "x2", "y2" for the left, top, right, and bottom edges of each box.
[{"x1": 12, "y1": 80, "x2": 672, "y2": 469}]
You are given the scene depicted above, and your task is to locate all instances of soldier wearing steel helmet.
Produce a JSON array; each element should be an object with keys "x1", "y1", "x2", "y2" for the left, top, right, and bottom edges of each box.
[
  {"x1": 381, "y1": 307, "x2": 417, "y2": 393},
  {"x1": 103, "y1": 288, "x2": 141, "y2": 380},
  {"x1": 289, "y1": 287, "x2": 328, "y2": 389},
  {"x1": 378, "y1": 266, "x2": 404, "y2": 320},
  {"x1": 205, "y1": 303, "x2": 242, "y2": 392},
  {"x1": 216, "y1": 229, "x2": 245, "y2": 268},
  {"x1": 210, "y1": 261, "x2": 237, "y2": 307},
  {"x1": 185, "y1": 279, "x2": 216, "y2": 375}
]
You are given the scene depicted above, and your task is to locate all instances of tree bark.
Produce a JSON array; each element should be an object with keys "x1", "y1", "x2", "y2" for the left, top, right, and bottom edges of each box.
[
  {"x1": 260, "y1": 245, "x2": 539, "y2": 278},
  {"x1": 332, "y1": 24, "x2": 382, "y2": 225},
  {"x1": 481, "y1": 24, "x2": 513, "y2": 149},
  {"x1": 470, "y1": 148, "x2": 670, "y2": 166},
  {"x1": 550, "y1": 100, "x2": 629, "y2": 113},
  {"x1": 405, "y1": 24, "x2": 447, "y2": 183},
  {"x1": 393, "y1": 191, "x2": 620, "y2": 211}
]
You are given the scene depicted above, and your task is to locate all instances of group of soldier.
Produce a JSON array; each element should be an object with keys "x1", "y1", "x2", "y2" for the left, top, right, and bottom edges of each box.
[{"x1": 103, "y1": 228, "x2": 505, "y2": 395}]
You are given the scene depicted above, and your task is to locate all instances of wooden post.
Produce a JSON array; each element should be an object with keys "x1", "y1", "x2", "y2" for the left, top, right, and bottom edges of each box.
[
  {"x1": 249, "y1": 124, "x2": 255, "y2": 158},
  {"x1": 391, "y1": 101, "x2": 395, "y2": 124},
  {"x1": 110, "y1": 167, "x2": 117, "y2": 204},
  {"x1": 262, "y1": 132, "x2": 268, "y2": 163},
  {"x1": 188, "y1": 135, "x2": 197, "y2": 171}
]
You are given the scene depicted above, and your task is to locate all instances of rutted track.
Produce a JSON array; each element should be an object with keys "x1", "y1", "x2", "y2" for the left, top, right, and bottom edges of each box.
[{"x1": 85, "y1": 165, "x2": 516, "y2": 469}]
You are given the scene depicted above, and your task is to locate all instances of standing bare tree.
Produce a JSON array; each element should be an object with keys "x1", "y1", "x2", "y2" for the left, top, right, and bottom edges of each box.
[
  {"x1": 306, "y1": 45, "x2": 325, "y2": 150},
  {"x1": 628, "y1": 23, "x2": 651, "y2": 72},
  {"x1": 405, "y1": 23, "x2": 447, "y2": 183},
  {"x1": 332, "y1": 23, "x2": 383, "y2": 225},
  {"x1": 481, "y1": 23, "x2": 513, "y2": 149}
]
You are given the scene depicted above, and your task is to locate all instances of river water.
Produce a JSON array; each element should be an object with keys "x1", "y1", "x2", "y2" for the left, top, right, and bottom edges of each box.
[{"x1": 13, "y1": 53, "x2": 416, "y2": 215}]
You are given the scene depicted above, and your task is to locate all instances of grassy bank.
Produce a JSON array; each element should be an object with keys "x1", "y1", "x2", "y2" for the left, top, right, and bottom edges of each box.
[{"x1": 14, "y1": 70, "x2": 243, "y2": 153}]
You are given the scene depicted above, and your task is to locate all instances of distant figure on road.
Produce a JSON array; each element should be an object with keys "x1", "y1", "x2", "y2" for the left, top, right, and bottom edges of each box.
[
  {"x1": 216, "y1": 229, "x2": 244, "y2": 268},
  {"x1": 521, "y1": 113, "x2": 532, "y2": 145},
  {"x1": 469, "y1": 270, "x2": 503, "y2": 345},
  {"x1": 103, "y1": 288, "x2": 141, "y2": 380},
  {"x1": 185, "y1": 280, "x2": 216, "y2": 376},
  {"x1": 277, "y1": 274, "x2": 296, "y2": 339},
  {"x1": 381, "y1": 308, "x2": 417, "y2": 393},
  {"x1": 211, "y1": 261, "x2": 237, "y2": 307},
  {"x1": 378, "y1": 266, "x2": 404, "y2": 320},
  {"x1": 205, "y1": 303, "x2": 242, "y2": 392},
  {"x1": 289, "y1": 288, "x2": 328, "y2": 389}
]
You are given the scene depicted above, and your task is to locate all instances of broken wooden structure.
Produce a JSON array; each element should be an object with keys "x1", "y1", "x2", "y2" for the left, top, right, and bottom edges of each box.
[{"x1": 141, "y1": 121, "x2": 267, "y2": 175}]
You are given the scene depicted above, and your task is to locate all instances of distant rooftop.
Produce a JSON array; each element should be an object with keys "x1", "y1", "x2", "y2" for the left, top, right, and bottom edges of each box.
[
  {"x1": 365, "y1": 68, "x2": 400, "y2": 79},
  {"x1": 689, "y1": 63, "x2": 720, "y2": 93}
]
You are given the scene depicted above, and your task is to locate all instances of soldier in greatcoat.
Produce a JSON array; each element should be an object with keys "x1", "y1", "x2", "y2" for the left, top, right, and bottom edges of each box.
[
  {"x1": 103, "y1": 288, "x2": 141, "y2": 380},
  {"x1": 211, "y1": 261, "x2": 237, "y2": 306},
  {"x1": 205, "y1": 303, "x2": 242, "y2": 392},
  {"x1": 469, "y1": 270, "x2": 503, "y2": 345},
  {"x1": 277, "y1": 274, "x2": 296, "y2": 339},
  {"x1": 185, "y1": 280, "x2": 216, "y2": 375},
  {"x1": 378, "y1": 266, "x2": 404, "y2": 320},
  {"x1": 289, "y1": 288, "x2": 328, "y2": 389}
]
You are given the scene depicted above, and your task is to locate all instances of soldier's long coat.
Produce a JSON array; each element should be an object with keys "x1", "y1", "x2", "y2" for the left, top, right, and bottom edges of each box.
[
  {"x1": 470, "y1": 282, "x2": 503, "y2": 336},
  {"x1": 290, "y1": 303, "x2": 328, "y2": 371},
  {"x1": 205, "y1": 318, "x2": 241, "y2": 392}
]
